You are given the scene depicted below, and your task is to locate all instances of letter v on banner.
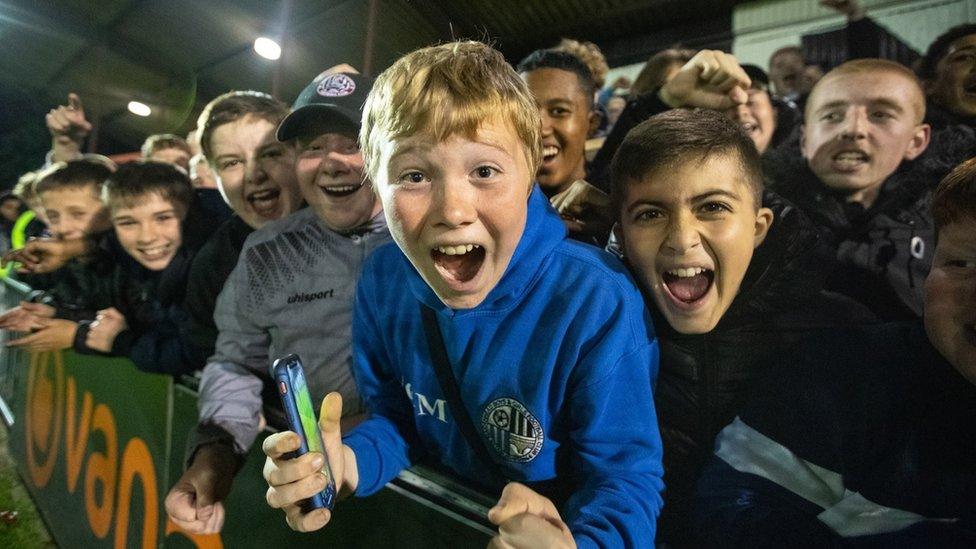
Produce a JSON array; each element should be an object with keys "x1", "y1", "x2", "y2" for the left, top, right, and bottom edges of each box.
[{"x1": 65, "y1": 377, "x2": 94, "y2": 493}]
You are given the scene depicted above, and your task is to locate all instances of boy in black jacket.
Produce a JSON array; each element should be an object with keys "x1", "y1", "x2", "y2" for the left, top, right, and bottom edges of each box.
[
  {"x1": 611, "y1": 108, "x2": 874, "y2": 546},
  {"x1": 73, "y1": 161, "x2": 206, "y2": 376},
  {"x1": 695, "y1": 152, "x2": 976, "y2": 548}
]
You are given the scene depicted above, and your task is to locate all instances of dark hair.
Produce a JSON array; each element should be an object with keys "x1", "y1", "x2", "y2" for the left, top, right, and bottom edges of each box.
[
  {"x1": 517, "y1": 49, "x2": 596, "y2": 107},
  {"x1": 103, "y1": 161, "x2": 193, "y2": 216},
  {"x1": 770, "y1": 45, "x2": 805, "y2": 64},
  {"x1": 741, "y1": 64, "x2": 771, "y2": 92},
  {"x1": 140, "y1": 134, "x2": 191, "y2": 159},
  {"x1": 610, "y1": 109, "x2": 764, "y2": 215},
  {"x1": 197, "y1": 91, "x2": 290, "y2": 160},
  {"x1": 35, "y1": 160, "x2": 112, "y2": 196},
  {"x1": 0, "y1": 192, "x2": 21, "y2": 205},
  {"x1": 933, "y1": 157, "x2": 976, "y2": 231},
  {"x1": 630, "y1": 48, "x2": 696, "y2": 97},
  {"x1": 917, "y1": 24, "x2": 976, "y2": 82}
]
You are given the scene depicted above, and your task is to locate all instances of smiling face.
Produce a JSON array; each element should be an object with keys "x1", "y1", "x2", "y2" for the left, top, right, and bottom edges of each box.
[
  {"x1": 209, "y1": 116, "x2": 302, "y2": 229},
  {"x1": 295, "y1": 131, "x2": 382, "y2": 231},
  {"x1": 522, "y1": 67, "x2": 596, "y2": 196},
  {"x1": 112, "y1": 193, "x2": 182, "y2": 271},
  {"x1": 926, "y1": 33, "x2": 976, "y2": 118},
  {"x1": 40, "y1": 186, "x2": 111, "y2": 240},
  {"x1": 617, "y1": 153, "x2": 773, "y2": 334},
  {"x1": 802, "y1": 71, "x2": 930, "y2": 207},
  {"x1": 924, "y1": 219, "x2": 976, "y2": 383},
  {"x1": 375, "y1": 118, "x2": 533, "y2": 309},
  {"x1": 726, "y1": 88, "x2": 777, "y2": 153}
]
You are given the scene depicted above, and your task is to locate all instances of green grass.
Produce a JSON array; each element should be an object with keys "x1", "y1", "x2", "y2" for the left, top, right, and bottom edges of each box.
[{"x1": 0, "y1": 424, "x2": 54, "y2": 548}]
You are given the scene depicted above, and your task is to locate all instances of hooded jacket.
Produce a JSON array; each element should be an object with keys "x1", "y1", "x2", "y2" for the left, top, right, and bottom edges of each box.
[
  {"x1": 651, "y1": 191, "x2": 876, "y2": 546},
  {"x1": 345, "y1": 186, "x2": 664, "y2": 548}
]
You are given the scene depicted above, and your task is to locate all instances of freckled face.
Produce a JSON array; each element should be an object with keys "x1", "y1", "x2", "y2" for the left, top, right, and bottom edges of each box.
[{"x1": 375, "y1": 119, "x2": 533, "y2": 309}]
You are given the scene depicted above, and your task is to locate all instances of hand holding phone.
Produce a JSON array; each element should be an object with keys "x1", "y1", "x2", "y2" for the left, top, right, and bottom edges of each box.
[{"x1": 272, "y1": 354, "x2": 337, "y2": 511}]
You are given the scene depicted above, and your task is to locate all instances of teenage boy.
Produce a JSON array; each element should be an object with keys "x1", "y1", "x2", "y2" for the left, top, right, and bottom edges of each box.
[
  {"x1": 765, "y1": 59, "x2": 945, "y2": 320},
  {"x1": 165, "y1": 70, "x2": 391, "y2": 535},
  {"x1": 71, "y1": 161, "x2": 206, "y2": 376},
  {"x1": 517, "y1": 49, "x2": 611, "y2": 246},
  {"x1": 611, "y1": 108, "x2": 874, "y2": 546},
  {"x1": 262, "y1": 42, "x2": 663, "y2": 548},
  {"x1": 695, "y1": 157, "x2": 976, "y2": 547},
  {"x1": 1, "y1": 160, "x2": 116, "y2": 351},
  {"x1": 182, "y1": 90, "x2": 303, "y2": 358}
]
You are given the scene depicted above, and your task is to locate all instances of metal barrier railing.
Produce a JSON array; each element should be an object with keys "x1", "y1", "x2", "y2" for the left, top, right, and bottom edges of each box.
[{"x1": 0, "y1": 279, "x2": 494, "y2": 548}]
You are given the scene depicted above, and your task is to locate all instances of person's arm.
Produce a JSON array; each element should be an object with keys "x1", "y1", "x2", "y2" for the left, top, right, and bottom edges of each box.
[
  {"x1": 561, "y1": 341, "x2": 664, "y2": 548},
  {"x1": 45, "y1": 93, "x2": 91, "y2": 164},
  {"x1": 190, "y1": 254, "x2": 272, "y2": 458},
  {"x1": 340, "y1": 266, "x2": 423, "y2": 496},
  {"x1": 125, "y1": 306, "x2": 204, "y2": 376},
  {"x1": 695, "y1": 418, "x2": 844, "y2": 548},
  {"x1": 589, "y1": 50, "x2": 750, "y2": 190}
]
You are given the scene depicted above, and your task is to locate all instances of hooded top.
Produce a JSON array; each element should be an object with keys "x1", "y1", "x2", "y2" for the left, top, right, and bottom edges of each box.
[
  {"x1": 651, "y1": 191, "x2": 876, "y2": 546},
  {"x1": 345, "y1": 186, "x2": 664, "y2": 548}
]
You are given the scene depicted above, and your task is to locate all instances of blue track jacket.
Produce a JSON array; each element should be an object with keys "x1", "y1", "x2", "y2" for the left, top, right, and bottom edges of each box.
[{"x1": 345, "y1": 186, "x2": 664, "y2": 548}]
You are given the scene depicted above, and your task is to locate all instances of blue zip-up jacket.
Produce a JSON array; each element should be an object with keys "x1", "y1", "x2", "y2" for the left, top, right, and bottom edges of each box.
[{"x1": 345, "y1": 186, "x2": 664, "y2": 548}]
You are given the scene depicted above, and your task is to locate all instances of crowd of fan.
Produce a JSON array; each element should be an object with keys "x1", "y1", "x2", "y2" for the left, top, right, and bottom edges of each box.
[{"x1": 0, "y1": 1, "x2": 974, "y2": 546}]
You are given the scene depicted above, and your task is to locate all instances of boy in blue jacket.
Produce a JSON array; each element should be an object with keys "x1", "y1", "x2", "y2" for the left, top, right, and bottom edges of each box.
[{"x1": 262, "y1": 41, "x2": 664, "y2": 547}]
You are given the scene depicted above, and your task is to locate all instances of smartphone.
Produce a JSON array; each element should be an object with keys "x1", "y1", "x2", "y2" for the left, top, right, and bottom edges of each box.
[{"x1": 273, "y1": 353, "x2": 336, "y2": 511}]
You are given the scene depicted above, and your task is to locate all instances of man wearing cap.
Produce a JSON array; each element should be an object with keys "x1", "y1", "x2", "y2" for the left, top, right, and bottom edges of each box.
[{"x1": 165, "y1": 68, "x2": 392, "y2": 535}]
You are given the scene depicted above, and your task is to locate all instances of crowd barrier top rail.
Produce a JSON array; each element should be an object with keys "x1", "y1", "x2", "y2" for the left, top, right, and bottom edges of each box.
[{"x1": 0, "y1": 277, "x2": 495, "y2": 548}]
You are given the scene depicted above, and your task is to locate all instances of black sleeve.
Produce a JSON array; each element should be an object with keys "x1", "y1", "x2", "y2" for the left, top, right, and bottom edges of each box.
[
  {"x1": 588, "y1": 90, "x2": 673, "y2": 191},
  {"x1": 846, "y1": 17, "x2": 920, "y2": 67}
]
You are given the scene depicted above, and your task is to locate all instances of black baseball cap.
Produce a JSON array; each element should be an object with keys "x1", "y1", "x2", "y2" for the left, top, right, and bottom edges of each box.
[
  {"x1": 741, "y1": 64, "x2": 770, "y2": 92},
  {"x1": 276, "y1": 71, "x2": 375, "y2": 142}
]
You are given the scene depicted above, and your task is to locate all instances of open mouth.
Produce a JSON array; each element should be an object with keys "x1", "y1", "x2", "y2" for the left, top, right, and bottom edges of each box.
[
  {"x1": 138, "y1": 244, "x2": 173, "y2": 263},
  {"x1": 319, "y1": 183, "x2": 362, "y2": 198},
  {"x1": 832, "y1": 150, "x2": 869, "y2": 171},
  {"x1": 247, "y1": 188, "x2": 281, "y2": 218},
  {"x1": 541, "y1": 145, "x2": 559, "y2": 165},
  {"x1": 431, "y1": 244, "x2": 485, "y2": 285},
  {"x1": 662, "y1": 267, "x2": 714, "y2": 306}
]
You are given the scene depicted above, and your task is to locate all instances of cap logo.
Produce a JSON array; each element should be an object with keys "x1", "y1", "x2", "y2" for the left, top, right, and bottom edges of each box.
[{"x1": 317, "y1": 74, "x2": 356, "y2": 97}]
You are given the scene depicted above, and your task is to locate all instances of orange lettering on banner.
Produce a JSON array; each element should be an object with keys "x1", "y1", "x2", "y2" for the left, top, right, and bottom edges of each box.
[
  {"x1": 165, "y1": 518, "x2": 225, "y2": 549},
  {"x1": 65, "y1": 377, "x2": 94, "y2": 493},
  {"x1": 115, "y1": 438, "x2": 158, "y2": 549},
  {"x1": 85, "y1": 404, "x2": 118, "y2": 539},
  {"x1": 25, "y1": 351, "x2": 64, "y2": 488}
]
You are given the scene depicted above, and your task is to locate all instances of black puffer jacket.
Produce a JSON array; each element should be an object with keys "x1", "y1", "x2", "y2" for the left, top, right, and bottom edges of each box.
[
  {"x1": 764, "y1": 124, "x2": 976, "y2": 319},
  {"x1": 649, "y1": 191, "x2": 876, "y2": 547}
]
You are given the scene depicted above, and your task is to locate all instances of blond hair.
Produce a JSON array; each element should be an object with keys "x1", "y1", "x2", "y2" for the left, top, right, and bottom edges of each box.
[
  {"x1": 361, "y1": 41, "x2": 541, "y2": 181},
  {"x1": 806, "y1": 59, "x2": 926, "y2": 124}
]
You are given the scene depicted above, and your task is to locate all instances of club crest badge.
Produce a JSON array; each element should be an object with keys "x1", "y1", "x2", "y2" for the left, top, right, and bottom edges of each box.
[
  {"x1": 481, "y1": 397, "x2": 544, "y2": 462},
  {"x1": 317, "y1": 74, "x2": 356, "y2": 97}
]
